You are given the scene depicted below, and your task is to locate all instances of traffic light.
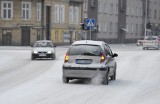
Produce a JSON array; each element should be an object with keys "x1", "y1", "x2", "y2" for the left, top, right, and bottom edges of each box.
[
  {"x1": 146, "y1": 21, "x2": 152, "y2": 29},
  {"x1": 80, "y1": 23, "x2": 85, "y2": 30},
  {"x1": 80, "y1": 23, "x2": 87, "y2": 30}
]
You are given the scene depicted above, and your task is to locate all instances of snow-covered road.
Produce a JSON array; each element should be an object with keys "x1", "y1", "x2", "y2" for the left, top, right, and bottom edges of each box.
[{"x1": 0, "y1": 45, "x2": 160, "y2": 104}]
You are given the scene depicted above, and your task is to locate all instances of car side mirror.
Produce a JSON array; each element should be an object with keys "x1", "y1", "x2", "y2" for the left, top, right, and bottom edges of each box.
[{"x1": 113, "y1": 53, "x2": 118, "y2": 57}]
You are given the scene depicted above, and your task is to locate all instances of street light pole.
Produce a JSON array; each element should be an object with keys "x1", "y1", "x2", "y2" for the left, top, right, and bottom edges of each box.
[{"x1": 144, "y1": 0, "x2": 148, "y2": 37}]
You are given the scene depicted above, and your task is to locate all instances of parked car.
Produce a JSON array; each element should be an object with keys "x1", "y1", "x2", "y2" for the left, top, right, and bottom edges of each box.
[
  {"x1": 31, "y1": 40, "x2": 56, "y2": 60},
  {"x1": 62, "y1": 40, "x2": 118, "y2": 85},
  {"x1": 137, "y1": 37, "x2": 144, "y2": 46},
  {"x1": 143, "y1": 36, "x2": 160, "y2": 50}
]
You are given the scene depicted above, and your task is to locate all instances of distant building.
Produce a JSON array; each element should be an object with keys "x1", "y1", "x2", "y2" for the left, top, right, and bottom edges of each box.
[
  {"x1": 97, "y1": 0, "x2": 119, "y2": 43},
  {"x1": 94, "y1": 0, "x2": 160, "y2": 44},
  {"x1": 0, "y1": 0, "x2": 83, "y2": 46},
  {"x1": 147, "y1": 0, "x2": 160, "y2": 36},
  {"x1": 125, "y1": 0, "x2": 143, "y2": 43},
  {"x1": 82, "y1": 0, "x2": 98, "y2": 40}
]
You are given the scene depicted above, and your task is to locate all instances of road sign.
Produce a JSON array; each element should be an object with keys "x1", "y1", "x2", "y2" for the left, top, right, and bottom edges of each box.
[{"x1": 86, "y1": 19, "x2": 95, "y2": 28}]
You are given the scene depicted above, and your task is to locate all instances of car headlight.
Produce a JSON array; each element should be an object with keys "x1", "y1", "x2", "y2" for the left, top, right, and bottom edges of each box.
[
  {"x1": 47, "y1": 51, "x2": 52, "y2": 54},
  {"x1": 33, "y1": 51, "x2": 38, "y2": 54}
]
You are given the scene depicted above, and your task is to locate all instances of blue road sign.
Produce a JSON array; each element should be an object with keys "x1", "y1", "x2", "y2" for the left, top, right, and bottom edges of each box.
[{"x1": 86, "y1": 19, "x2": 95, "y2": 28}]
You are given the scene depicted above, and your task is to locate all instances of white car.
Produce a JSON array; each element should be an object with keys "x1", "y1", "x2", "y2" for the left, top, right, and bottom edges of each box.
[
  {"x1": 31, "y1": 40, "x2": 56, "y2": 60},
  {"x1": 143, "y1": 36, "x2": 160, "y2": 50}
]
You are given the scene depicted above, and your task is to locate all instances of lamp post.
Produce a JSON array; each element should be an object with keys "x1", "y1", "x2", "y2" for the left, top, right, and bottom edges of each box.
[{"x1": 144, "y1": 0, "x2": 148, "y2": 37}]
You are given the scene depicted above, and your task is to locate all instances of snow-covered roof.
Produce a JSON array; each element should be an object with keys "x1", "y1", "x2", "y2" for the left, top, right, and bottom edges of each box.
[{"x1": 72, "y1": 40, "x2": 105, "y2": 46}]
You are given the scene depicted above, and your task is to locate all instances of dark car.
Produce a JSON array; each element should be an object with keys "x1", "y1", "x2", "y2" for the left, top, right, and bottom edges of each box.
[{"x1": 62, "y1": 40, "x2": 118, "y2": 85}]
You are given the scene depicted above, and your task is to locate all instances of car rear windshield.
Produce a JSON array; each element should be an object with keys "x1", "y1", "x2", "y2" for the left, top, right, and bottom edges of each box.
[
  {"x1": 145, "y1": 37, "x2": 157, "y2": 40},
  {"x1": 34, "y1": 42, "x2": 53, "y2": 47},
  {"x1": 68, "y1": 44, "x2": 103, "y2": 56}
]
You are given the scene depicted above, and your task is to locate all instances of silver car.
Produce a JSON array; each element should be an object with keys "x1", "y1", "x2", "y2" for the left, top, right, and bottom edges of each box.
[
  {"x1": 62, "y1": 40, "x2": 118, "y2": 85},
  {"x1": 31, "y1": 40, "x2": 56, "y2": 60},
  {"x1": 143, "y1": 36, "x2": 160, "y2": 50}
]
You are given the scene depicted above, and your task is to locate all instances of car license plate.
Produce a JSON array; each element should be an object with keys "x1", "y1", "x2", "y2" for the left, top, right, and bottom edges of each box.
[
  {"x1": 39, "y1": 54, "x2": 46, "y2": 56},
  {"x1": 76, "y1": 59, "x2": 92, "y2": 64}
]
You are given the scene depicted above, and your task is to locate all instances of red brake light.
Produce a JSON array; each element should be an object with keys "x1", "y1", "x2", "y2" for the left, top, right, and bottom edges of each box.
[
  {"x1": 100, "y1": 52, "x2": 105, "y2": 63},
  {"x1": 64, "y1": 53, "x2": 69, "y2": 63}
]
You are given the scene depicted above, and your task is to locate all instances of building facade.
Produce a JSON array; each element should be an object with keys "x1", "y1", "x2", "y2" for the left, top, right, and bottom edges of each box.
[
  {"x1": 148, "y1": 0, "x2": 160, "y2": 36},
  {"x1": 0, "y1": 0, "x2": 83, "y2": 46},
  {"x1": 82, "y1": 0, "x2": 98, "y2": 40},
  {"x1": 97, "y1": 0, "x2": 119, "y2": 43},
  {"x1": 96, "y1": 0, "x2": 160, "y2": 43},
  {"x1": 96, "y1": 0, "x2": 144, "y2": 43},
  {"x1": 125, "y1": 0, "x2": 143, "y2": 43}
]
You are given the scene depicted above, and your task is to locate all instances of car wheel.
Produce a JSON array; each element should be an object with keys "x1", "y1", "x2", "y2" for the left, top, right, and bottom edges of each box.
[
  {"x1": 52, "y1": 53, "x2": 56, "y2": 60},
  {"x1": 102, "y1": 71, "x2": 109, "y2": 85},
  {"x1": 63, "y1": 76, "x2": 69, "y2": 83},
  {"x1": 143, "y1": 47, "x2": 145, "y2": 50},
  {"x1": 31, "y1": 55, "x2": 35, "y2": 60},
  {"x1": 157, "y1": 45, "x2": 159, "y2": 50},
  {"x1": 111, "y1": 71, "x2": 116, "y2": 80}
]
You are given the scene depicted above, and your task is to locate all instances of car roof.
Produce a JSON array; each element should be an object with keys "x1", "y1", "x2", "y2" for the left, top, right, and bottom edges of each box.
[{"x1": 72, "y1": 40, "x2": 105, "y2": 46}]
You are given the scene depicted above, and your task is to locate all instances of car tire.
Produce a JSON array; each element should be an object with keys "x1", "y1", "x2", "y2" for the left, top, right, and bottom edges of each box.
[
  {"x1": 157, "y1": 45, "x2": 159, "y2": 50},
  {"x1": 63, "y1": 76, "x2": 69, "y2": 83},
  {"x1": 31, "y1": 55, "x2": 35, "y2": 60},
  {"x1": 102, "y1": 71, "x2": 109, "y2": 85},
  {"x1": 52, "y1": 53, "x2": 56, "y2": 60},
  {"x1": 111, "y1": 71, "x2": 116, "y2": 80}
]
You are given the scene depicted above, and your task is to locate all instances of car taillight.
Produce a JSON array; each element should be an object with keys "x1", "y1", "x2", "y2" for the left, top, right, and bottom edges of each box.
[
  {"x1": 64, "y1": 53, "x2": 69, "y2": 63},
  {"x1": 100, "y1": 52, "x2": 105, "y2": 63}
]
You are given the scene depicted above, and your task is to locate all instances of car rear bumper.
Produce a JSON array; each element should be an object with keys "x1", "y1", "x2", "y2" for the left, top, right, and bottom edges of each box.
[
  {"x1": 143, "y1": 44, "x2": 159, "y2": 48},
  {"x1": 63, "y1": 66, "x2": 107, "y2": 79}
]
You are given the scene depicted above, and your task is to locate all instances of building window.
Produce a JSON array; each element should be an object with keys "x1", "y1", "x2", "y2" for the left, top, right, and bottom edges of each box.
[
  {"x1": 83, "y1": 12, "x2": 88, "y2": 18},
  {"x1": 60, "y1": 5, "x2": 65, "y2": 23},
  {"x1": 127, "y1": 7, "x2": 130, "y2": 15},
  {"x1": 109, "y1": 22, "x2": 112, "y2": 33},
  {"x1": 116, "y1": 4, "x2": 118, "y2": 14},
  {"x1": 36, "y1": 3, "x2": 41, "y2": 21},
  {"x1": 54, "y1": 4, "x2": 65, "y2": 23},
  {"x1": 159, "y1": 10, "x2": 160, "y2": 20},
  {"x1": 149, "y1": 9, "x2": 152, "y2": 19},
  {"x1": 131, "y1": 24, "x2": 134, "y2": 34},
  {"x1": 1, "y1": 1, "x2": 13, "y2": 20},
  {"x1": 104, "y1": 2, "x2": 107, "y2": 13},
  {"x1": 37, "y1": 30, "x2": 41, "y2": 40},
  {"x1": 69, "y1": 6, "x2": 79, "y2": 24},
  {"x1": 83, "y1": 0, "x2": 88, "y2": 11},
  {"x1": 115, "y1": 23, "x2": 118, "y2": 33},
  {"x1": 154, "y1": 9, "x2": 157, "y2": 19},
  {"x1": 98, "y1": 1, "x2": 102, "y2": 13},
  {"x1": 136, "y1": 7, "x2": 139, "y2": 16},
  {"x1": 55, "y1": 4, "x2": 59, "y2": 23},
  {"x1": 110, "y1": 3, "x2": 113, "y2": 14},
  {"x1": 104, "y1": 23, "x2": 107, "y2": 32},
  {"x1": 21, "y1": 2, "x2": 31, "y2": 20},
  {"x1": 136, "y1": 24, "x2": 138, "y2": 34},
  {"x1": 98, "y1": 23, "x2": 102, "y2": 32},
  {"x1": 2, "y1": 29, "x2": 12, "y2": 45}
]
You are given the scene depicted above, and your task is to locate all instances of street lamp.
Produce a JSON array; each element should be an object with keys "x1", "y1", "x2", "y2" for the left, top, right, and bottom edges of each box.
[{"x1": 144, "y1": 0, "x2": 148, "y2": 37}]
